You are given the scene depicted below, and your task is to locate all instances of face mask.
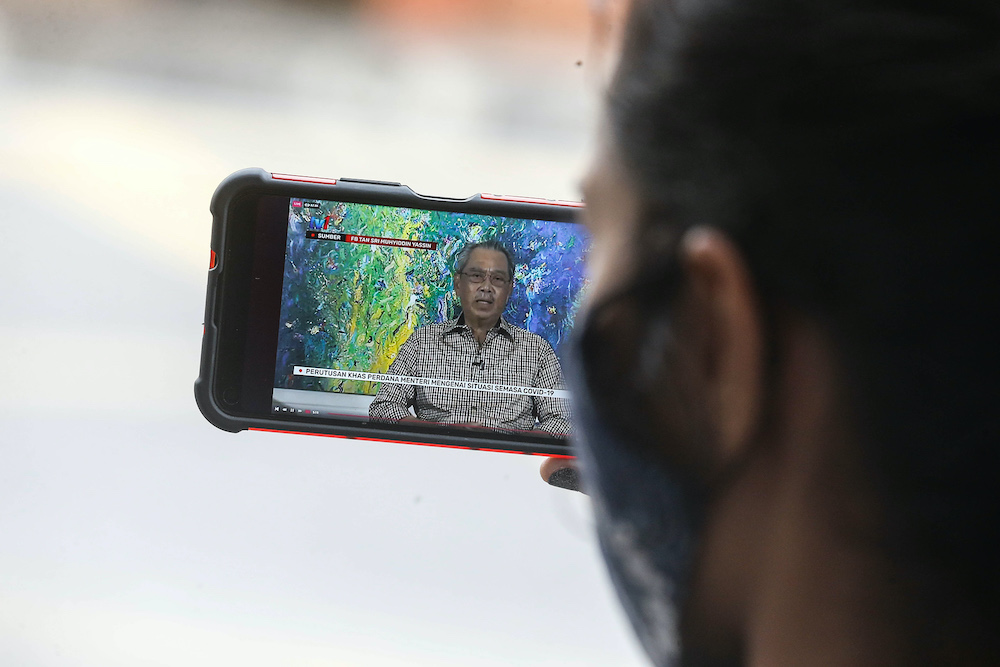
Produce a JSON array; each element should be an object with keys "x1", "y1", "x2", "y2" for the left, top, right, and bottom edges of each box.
[{"x1": 566, "y1": 319, "x2": 706, "y2": 667}]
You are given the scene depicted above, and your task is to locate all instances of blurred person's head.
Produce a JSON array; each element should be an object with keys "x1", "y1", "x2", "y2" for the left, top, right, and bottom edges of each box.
[
  {"x1": 574, "y1": 0, "x2": 1000, "y2": 665},
  {"x1": 453, "y1": 240, "x2": 515, "y2": 327}
]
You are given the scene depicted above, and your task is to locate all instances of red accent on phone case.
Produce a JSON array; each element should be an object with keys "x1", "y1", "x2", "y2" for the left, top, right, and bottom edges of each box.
[
  {"x1": 209, "y1": 249, "x2": 217, "y2": 270},
  {"x1": 480, "y1": 193, "x2": 583, "y2": 208},
  {"x1": 356, "y1": 436, "x2": 467, "y2": 450},
  {"x1": 248, "y1": 428, "x2": 574, "y2": 458},
  {"x1": 271, "y1": 173, "x2": 339, "y2": 186}
]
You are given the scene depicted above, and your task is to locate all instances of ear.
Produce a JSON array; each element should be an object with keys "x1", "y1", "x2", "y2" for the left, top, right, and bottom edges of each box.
[{"x1": 679, "y1": 227, "x2": 765, "y2": 462}]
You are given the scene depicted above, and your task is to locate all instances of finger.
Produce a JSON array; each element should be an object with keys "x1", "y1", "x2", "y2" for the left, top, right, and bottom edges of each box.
[{"x1": 540, "y1": 457, "x2": 583, "y2": 492}]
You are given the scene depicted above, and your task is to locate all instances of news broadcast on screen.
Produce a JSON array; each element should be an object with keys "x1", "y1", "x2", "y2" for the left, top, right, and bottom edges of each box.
[{"x1": 270, "y1": 197, "x2": 590, "y2": 431}]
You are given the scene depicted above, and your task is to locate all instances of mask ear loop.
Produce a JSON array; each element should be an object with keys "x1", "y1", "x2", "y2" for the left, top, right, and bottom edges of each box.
[
  {"x1": 632, "y1": 311, "x2": 674, "y2": 392},
  {"x1": 629, "y1": 221, "x2": 686, "y2": 392}
]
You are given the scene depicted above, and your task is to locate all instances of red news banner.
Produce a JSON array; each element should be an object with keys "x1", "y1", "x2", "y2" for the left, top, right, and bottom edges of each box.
[{"x1": 305, "y1": 231, "x2": 437, "y2": 250}]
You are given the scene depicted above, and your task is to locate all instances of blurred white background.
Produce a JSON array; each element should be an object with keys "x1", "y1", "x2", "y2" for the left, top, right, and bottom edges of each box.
[{"x1": 0, "y1": 0, "x2": 647, "y2": 664}]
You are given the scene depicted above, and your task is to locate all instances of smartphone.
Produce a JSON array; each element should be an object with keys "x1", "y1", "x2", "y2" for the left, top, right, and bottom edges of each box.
[{"x1": 195, "y1": 168, "x2": 589, "y2": 457}]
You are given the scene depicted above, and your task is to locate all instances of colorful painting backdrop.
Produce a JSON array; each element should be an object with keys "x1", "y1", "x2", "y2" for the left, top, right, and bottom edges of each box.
[{"x1": 275, "y1": 200, "x2": 590, "y2": 394}]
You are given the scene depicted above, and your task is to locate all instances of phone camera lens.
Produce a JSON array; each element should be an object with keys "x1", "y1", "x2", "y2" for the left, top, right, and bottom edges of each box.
[{"x1": 222, "y1": 387, "x2": 239, "y2": 405}]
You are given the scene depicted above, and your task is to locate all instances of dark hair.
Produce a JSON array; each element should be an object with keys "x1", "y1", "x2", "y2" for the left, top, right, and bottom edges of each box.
[
  {"x1": 606, "y1": 0, "x2": 1000, "y2": 661},
  {"x1": 453, "y1": 240, "x2": 516, "y2": 279}
]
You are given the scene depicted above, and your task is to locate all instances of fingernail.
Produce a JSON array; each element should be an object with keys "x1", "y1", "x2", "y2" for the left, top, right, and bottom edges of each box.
[{"x1": 547, "y1": 467, "x2": 581, "y2": 491}]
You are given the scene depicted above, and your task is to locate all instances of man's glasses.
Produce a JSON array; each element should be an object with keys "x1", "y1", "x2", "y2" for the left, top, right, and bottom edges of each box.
[{"x1": 460, "y1": 270, "x2": 511, "y2": 287}]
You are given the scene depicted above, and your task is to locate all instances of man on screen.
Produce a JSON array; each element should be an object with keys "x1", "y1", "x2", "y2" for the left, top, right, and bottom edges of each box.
[{"x1": 368, "y1": 240, "x2": 571, "y2": 435}]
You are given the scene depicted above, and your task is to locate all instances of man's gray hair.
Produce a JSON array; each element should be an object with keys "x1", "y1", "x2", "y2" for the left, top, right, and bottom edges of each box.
[{"x1": 453, "y1": 239, "x2": 516, "y2": 279}]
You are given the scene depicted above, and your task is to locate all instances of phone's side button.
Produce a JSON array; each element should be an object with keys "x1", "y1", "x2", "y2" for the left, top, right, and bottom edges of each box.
[
  {"x1": 271, "y1": 173, "x2": 339, "y2": 186},
  {"x1": 339, "y1": 177, "x2": 402, "y2": 187},
  {"x1": 209, "y1": 249, "x2": 218, "y2": 270}
]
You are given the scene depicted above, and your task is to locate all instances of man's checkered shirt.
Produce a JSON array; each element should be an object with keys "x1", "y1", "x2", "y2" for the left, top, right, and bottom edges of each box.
[{"x1": 368, "y1": 316, "x2": 571, "y2": 435}]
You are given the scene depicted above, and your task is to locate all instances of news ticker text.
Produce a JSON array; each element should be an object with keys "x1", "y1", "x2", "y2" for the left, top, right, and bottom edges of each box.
[{"x1": 292, "y1": 366, "x2": 571, "y2": 400}]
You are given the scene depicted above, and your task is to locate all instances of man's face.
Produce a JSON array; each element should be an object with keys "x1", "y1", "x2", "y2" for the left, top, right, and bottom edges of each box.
[
  {"x1": 576, "y1": 135, "x2": 709, "y2": 666},
  {"x1": 578, "y1": 133, "x2": 775, "y2": 667},
  {"x1": 454, "y1": 248, "x2": 513, "y2": 327}
]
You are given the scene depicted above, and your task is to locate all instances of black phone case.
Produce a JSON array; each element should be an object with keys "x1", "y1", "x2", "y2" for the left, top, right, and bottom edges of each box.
[{"x1": 195, "y1": 168, "x2": 580, "y2": 457}]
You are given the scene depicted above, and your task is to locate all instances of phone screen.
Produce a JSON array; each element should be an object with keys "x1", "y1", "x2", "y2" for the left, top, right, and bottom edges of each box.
[{"x1": 232, "y1": 192, "x2": 590, "y2": 445}]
